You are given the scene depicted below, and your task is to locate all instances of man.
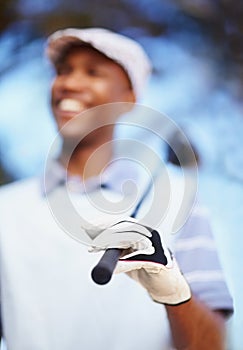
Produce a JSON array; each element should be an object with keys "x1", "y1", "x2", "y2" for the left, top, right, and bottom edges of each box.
[{"x1": 0, "y1": 27, "x2": 233, "y2": 350}]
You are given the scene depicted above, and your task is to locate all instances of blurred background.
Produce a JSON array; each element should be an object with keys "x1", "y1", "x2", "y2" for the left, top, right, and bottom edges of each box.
[{"x1": 0, "y1": 0, "x2": 242, "y2": 348}]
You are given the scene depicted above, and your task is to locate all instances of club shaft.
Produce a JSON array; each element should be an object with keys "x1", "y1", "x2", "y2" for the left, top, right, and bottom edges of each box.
[{"x1": 91, "y1": 166, "x2": 161, "y2": 285}]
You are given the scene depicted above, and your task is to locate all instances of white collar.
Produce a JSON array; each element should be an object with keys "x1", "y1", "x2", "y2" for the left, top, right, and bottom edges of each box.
[{"x1": 41, "y1": 157, "x2": 144, "y2": 196}]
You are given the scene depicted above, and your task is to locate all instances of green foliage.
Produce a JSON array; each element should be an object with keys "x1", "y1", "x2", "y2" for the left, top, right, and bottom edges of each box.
[
  {"x1": 0, "y1": 0, "x2": 18, "y2": 31},
  {"x1": 1, "y1": 0, "x2": 243, "y2": 92},
  {"x1": 0, "y1": 162, "x2": 13, "y2": 186}
]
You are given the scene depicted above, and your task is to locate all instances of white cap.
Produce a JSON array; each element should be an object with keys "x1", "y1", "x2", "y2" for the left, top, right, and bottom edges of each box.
[{"x1": 46, "y1": 27, "x2": 152, "y2": 98}]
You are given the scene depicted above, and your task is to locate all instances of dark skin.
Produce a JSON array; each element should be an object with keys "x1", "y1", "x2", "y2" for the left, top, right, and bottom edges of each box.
[
  {"x1": 50, "y1": 46, "x2": 228, "y2": 350},
  {"x1": 0, "y1": 46, "x2": 135, "y2": 342},
  {"x1": 166, "y1": 298, "x2": 226, "y2": 350},
  {"x1": 51, "y1": 45, "x2": 135, "y2": 179},
  {"x1": 0, "y1": 45, "x2": 227, "y2": 346}
]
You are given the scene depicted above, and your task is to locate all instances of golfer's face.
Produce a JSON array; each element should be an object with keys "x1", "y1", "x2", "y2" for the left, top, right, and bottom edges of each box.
[{"x1": 51, "y1": 46, "x2": 135, "y2": 141}]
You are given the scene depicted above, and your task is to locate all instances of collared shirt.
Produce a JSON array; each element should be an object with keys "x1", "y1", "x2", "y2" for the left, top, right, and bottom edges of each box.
[
  {"x1": 42, "y1": 157, "x2": 234, "y2": 313},
  {"x1": 0, "y1": 165, "x2": 172, "y2": 349},
  {"x1": 42, "y1": 157, "x2": 144, "y2": 195},
  {"x1": 0, "y1": 158, "x2": 233, "y2": 350}
]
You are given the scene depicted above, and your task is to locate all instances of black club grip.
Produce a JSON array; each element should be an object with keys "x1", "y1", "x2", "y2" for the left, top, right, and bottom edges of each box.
[{"x1": 91, "y1": 248, "x2": 122, "y2": 285}]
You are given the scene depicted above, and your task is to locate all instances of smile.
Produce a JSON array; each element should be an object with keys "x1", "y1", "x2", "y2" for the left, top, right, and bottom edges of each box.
[{"x1": 58, "y1": 99, "x2": 86, "y2": 113}]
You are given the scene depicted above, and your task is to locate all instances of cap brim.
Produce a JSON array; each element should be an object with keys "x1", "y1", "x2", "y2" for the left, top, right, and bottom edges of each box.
[{"x1": 47, "y1": 36, "x2": 95, "y2": 65}]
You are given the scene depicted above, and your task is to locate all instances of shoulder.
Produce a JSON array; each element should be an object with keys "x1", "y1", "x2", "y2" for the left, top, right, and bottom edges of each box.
[
  {"x1": 0, "y1": 177, "x2": 41, "y2": 207},
  {"x1": 171, "y1": 203, "x2": 234, "y2": 314},
  {"x1": 178, "y1": 202, "x2": 213, "y2": 239},
  {"x1": 0, "y1": 176, "x2": 39, "y2": 191}
]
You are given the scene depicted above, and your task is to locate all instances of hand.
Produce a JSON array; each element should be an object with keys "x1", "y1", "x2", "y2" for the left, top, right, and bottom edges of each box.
[
  {"x1": 115, "y1": 227, "x2": 191, "y2": 305},
  {"x1": 84, "y1": 217, "x2": 191, "y2": 305},
  {"x1": 83, "y1": 216, "x2": 155, "y2": 256}
]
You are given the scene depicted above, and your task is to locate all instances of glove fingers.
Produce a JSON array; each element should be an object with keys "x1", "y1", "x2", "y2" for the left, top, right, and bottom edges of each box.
[
  {"x1": 90, "y1": 232, "x2": 152, "y2": 252},
  {"x1": 109, "y1": 221, "x2": 152, "y2": 237},
  {"x1": 82, "y1": 217, "x2": 152, "y2": 240},
  {"x1": 89, "y1": 221, "x2": 154, "y2": 252},
  {"x1": 115, "y1": 260, "x2": 166, "y2": 274}
]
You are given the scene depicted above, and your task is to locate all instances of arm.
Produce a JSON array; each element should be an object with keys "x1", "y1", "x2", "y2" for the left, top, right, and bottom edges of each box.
[
  {"x1": 87, "y1": 216, "x2": 232, "y2": 349},
  {"x1": 111, "y1": 227, "x2": 231, "y2": 349},
  {"x1": 166, "y1": 296, "x2": 226, "y2": 350}
]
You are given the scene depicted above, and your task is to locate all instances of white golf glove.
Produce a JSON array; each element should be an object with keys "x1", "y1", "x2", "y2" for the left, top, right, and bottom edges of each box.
[
  {"x1": 83, "y1": 216, "x2": 155, "y2": 257},
  {"x1": 116, "y1": 227, "x2": 191, "y2": 305},
  {"x1": 84, "y1": 217, "x2": 191, "y2": 305}
]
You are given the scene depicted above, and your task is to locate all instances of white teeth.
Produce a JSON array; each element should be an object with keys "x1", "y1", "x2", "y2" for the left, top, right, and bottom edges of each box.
[{"x1": 59, "y1": 99, "x2": 84, "y2": 112}]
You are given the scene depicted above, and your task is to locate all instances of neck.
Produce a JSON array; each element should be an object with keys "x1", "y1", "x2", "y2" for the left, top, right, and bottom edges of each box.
[{"x1": 59, "y1": 137, "x2": 114, "y2": 180}]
